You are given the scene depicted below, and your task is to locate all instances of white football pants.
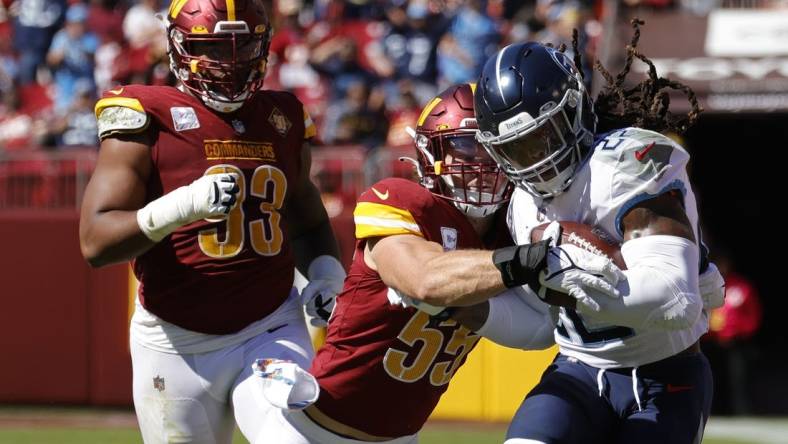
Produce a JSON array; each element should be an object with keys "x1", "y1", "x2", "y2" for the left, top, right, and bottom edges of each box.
[{"x1": 130, "y1": 312, "x2": 313, "y2": 444}]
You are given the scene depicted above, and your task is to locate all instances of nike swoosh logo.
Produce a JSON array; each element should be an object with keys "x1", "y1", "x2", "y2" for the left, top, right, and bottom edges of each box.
[
  {"x1": 666, "y1": 384, "x2": 694, "y2": 393},
  {"x1": 108, "y1": 88, "x2": 124, "y2": 95},
  {"x1": 315, "y1": 295, "x2": 334, "y2": 321},
  {"x1": 371, "y1": 187, "x2": 389, "y2": 200},
  {"x1": 635, "y1": 142, "x2": 656, "y2": 161},
  {"x1": 266, "y1": 323, "x2": 288, "y2": 334}
]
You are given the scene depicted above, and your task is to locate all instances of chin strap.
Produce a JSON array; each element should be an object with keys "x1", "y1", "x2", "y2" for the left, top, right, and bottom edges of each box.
[
  {"x1": 203, "y1": 98, "x2": 245, "y2": 113},
  {"x1": 455, "y1": 201, "x2": 501, "y2": 218}
]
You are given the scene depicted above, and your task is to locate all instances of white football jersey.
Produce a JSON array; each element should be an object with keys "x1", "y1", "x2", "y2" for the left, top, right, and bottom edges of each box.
[{"x1": 507, "y1": 127, "x2": 708, "y2": 368}]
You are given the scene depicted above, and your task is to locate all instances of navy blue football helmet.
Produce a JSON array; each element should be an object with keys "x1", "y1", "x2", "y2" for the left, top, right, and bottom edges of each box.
[{"x1": 474, "y1": 42, "x2": 596, "y2": 198}]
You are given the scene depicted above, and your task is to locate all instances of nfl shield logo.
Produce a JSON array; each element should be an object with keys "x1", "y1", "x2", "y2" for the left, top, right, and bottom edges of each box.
[
  {"x1": 232, "y1": 119, "x2": 246, "y2": 134},
  {"x1": 268, "y1": 107, "x2": 291, "y2": 136},
  {"x1": 153, "y1": 375, "x2": 165, "y2": 392},
  {"x1": 170, "y1": 107, "x2": 200, "y2": 132},
  {"x1": 440, "y1": 227, "x2": 458, "y2": 251}
]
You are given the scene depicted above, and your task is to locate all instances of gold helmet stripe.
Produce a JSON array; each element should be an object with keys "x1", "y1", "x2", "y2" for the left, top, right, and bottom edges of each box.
[
  {"x1": 226, "y1": 0, "x2": 236, "y2": 21},
  {"x1": 469, "y1": 82, "x2": 477, "y2": 94},
  {"x1": 417, "y1": 97, "x2": 441, "y2": 126},
  {"x1": 169, "y1": 0, "x2": 190, "y2": 19}
]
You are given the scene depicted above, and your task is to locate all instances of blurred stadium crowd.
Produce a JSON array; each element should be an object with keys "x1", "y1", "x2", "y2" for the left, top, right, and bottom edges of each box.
[
  {"x1": 0, "y1": 0, "x2": 609, "y2": 152},
  {"x1": 4, "y1": 0, "x2": 767, "y2": 153}
]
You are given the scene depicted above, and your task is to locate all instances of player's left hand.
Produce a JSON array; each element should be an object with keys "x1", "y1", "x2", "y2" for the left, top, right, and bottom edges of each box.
[
  {"x1": 699, "y1": 262, "x2": 725, "y2": 309},
  {"x1": 301, "y1": 256, "x2": 346, "y2": 327},
  {"x1": 252, "y1": 359, "x2": 319, "y2": 410}
]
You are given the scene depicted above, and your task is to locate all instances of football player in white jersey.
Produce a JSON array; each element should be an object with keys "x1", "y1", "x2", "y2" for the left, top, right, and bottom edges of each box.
[{"x1": 472, "y1": 26, "x2": 724, "y2": 444}]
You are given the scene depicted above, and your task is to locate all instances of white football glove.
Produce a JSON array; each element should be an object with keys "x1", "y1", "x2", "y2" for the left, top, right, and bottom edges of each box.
[
  {"x1": 137, "y1": 172, "x2": 241, "y2": 241},
  {"x1": 538, "y1": 221, "x2": 626, "y2": 312},
  {"x1": 699, "y1": 262, "x2": 725, "y2": 309},
  {"x1": 252, "y1": 359, "x2": 319, "y2": 410},
  {"x1": 386, "y1": 287, "x2": 447, "y2": 316},
  {"x1": 301, "y1": 255, "x2": 346, "y2": 327}
]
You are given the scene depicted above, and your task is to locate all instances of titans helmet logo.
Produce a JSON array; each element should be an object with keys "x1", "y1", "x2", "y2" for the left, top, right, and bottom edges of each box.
[{"x1": 546, "y1": 47, "x2": 576, "y2": 77}]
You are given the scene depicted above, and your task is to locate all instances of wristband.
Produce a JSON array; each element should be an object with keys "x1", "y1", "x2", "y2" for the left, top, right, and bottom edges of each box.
[{"x1": 492, "y1": 239, "x2": 550, "y2": 289}]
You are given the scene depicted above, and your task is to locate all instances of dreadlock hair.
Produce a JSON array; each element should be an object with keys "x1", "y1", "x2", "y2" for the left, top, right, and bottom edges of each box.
[{"x1": 564, "y1": 19, "x2": 703, "y2": 135}]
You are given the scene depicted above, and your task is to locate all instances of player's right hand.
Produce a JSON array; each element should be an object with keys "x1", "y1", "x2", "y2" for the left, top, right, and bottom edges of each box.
[
  {"x1": 539, "y1": 244, "x2": 625, "y2": 312},
  {"x1": 184, "y1": 172, "x2": 240, "y2": 220},
  {"x1": 538, "y1": 222, "x2": 625, "y2": 312}
]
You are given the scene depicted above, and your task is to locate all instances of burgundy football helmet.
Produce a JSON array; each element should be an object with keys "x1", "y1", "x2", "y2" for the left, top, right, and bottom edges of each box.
[
  {"x1": 407, "y1": 83, "x2": 512, "y2": 218},
  {"x1": 165, "y1": 0, "x2": 272, "y2": 112}
]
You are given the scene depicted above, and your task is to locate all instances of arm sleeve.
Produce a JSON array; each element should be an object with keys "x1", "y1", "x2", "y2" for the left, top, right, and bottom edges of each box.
[
  {"x1": 582, "y1": 235, "x2": 702, "y2": 331},
  {"x1": 476, "y1": 286, "x2": 556, "y2": 350}
]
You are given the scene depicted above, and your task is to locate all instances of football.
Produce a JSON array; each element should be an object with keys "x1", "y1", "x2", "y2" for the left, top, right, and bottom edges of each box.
[
  {"x1": 530, "y1": 221, "x2": 626, "y2": 269},
  {"x1": 530, "y1": 221, "x2": 626, "y2": 308}
]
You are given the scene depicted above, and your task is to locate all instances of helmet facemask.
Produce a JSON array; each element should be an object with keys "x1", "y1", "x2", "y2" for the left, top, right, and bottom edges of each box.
[
  {"x1": 413, "y1": 128, "x2": 512, "y2": 219},
  {"x1": 167, "y1": 19, "x2": 271, "y2": 113},
  {"x1": 478, "y1": 75, "x2": 595, "y2": 199}
]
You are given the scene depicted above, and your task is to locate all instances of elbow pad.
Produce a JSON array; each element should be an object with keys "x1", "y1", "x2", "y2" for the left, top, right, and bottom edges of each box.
[
  {"x1": 476, "y1": 286, "x2": 555, "y2": 350},
  {"x1": 590, "y1": 235, "x2": 702, "y2": 331}
]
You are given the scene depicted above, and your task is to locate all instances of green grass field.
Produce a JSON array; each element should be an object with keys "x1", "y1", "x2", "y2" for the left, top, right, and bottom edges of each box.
[
  {"x1": 0, "y1": 425, "x2": 505, "y2": 444},
  {"x1": 0, "y1": 407, "x2": 785, "y2": 443},
  {"x1": 0, "y1": 426, "x2": 765, "y2": 444}
]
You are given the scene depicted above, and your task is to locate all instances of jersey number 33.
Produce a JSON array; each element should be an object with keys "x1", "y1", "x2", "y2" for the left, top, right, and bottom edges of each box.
[{"x1": 199, "y1": 164, "x2": 287, "y2": 258}]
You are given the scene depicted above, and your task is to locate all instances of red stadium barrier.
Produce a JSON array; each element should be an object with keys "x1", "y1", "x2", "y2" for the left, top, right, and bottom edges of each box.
[
  {"x1": 365, "y1": 145, "x2": 418, "y2": 184},
  {"x1": 0, "y1": 210, "x2": 131, "y2": 405},
  {"x1": 310, "y1": 145, "x2": 366, "y2": 268},
  {"x1": 0, "y1": 149, "x2": 97, "y2": 210}
]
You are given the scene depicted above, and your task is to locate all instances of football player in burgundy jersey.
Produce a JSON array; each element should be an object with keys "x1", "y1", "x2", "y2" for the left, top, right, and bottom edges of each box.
[
  {"x1": 253, "y1": 84, "x2": 624, "y2": 443},
  {"x1": 78, "y1": 0, "x2": 344, "y2": 443}
]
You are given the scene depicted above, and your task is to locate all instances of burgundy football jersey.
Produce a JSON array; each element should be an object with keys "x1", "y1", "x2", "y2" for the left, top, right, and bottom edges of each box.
[
  {"x1": 309, "y1": 178, "x2": 511, "y2": 437},
  {"x1": 95, "y1": 85, "x2": 314, "y2": 334}
]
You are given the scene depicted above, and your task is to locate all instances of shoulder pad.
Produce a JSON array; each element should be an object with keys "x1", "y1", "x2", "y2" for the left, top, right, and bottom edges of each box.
[
  {"x1": 591, "y1": 128, "x2": 693, "y2": 237},
  {"x1": 353, "y1": 179, "x2": 428, "y2": 240},
  {"x1": 94, "y1": 96, "x2": 149, "y2": 140},
  {"x1": 360, "y1": 178, "x2": 431, "y2": 207},
  {"x1": 593, "y1": 128, "x2": 689, "y2": 182}
]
